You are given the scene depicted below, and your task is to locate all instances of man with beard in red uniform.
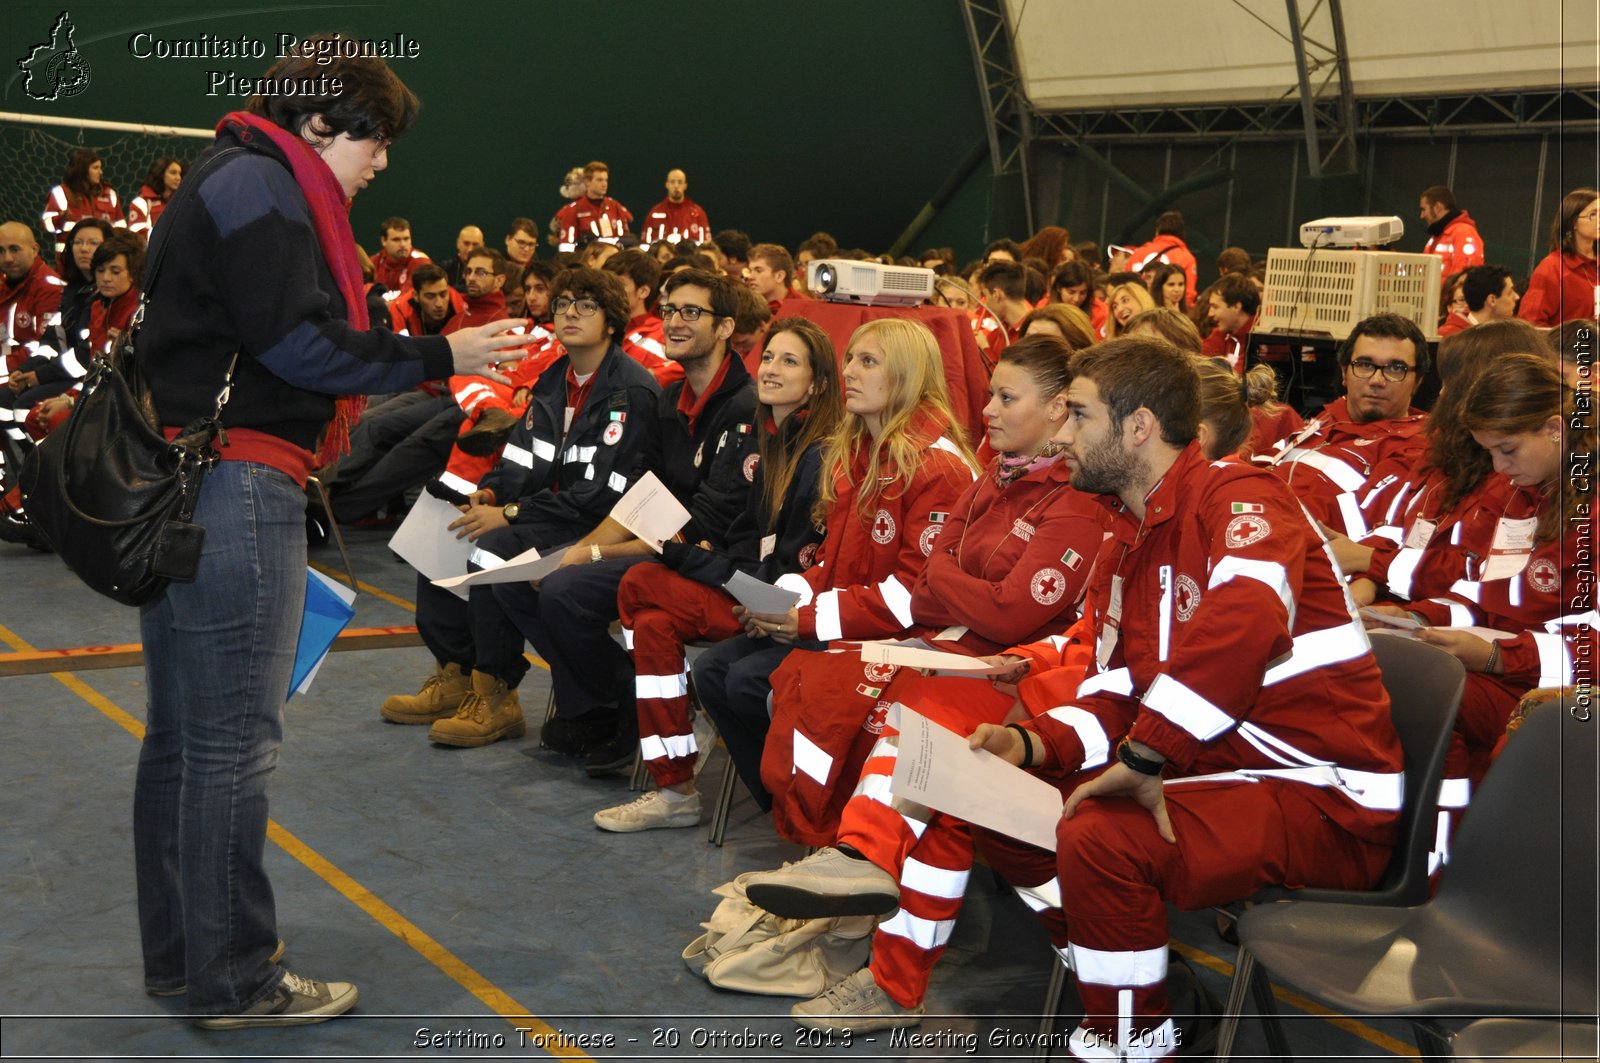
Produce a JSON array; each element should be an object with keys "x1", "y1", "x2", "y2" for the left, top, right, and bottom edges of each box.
[
  {"x1": 1420, "y1": 185, "x2": 1485, "y2": 278},
  {"x1": 642, "y1": 169, "x2": 710, "y2": 246},
  {"x1": 1254, "y1": 313, "x2": 1430, "y2": 539},
  {"x1": 962, "y1": 338, "x2": 1402, "y2": 1061},
  {"x1": 555, "y1": 161, "x2": 633, "y2": 253},
  {"x1": 371, "y1": 216, "x2": 431, "y2": 293}
]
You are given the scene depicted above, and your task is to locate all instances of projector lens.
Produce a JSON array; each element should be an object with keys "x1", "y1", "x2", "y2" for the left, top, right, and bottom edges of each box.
[{"x1": 815, "y1": 264, "x2": 836, "y2": 294}]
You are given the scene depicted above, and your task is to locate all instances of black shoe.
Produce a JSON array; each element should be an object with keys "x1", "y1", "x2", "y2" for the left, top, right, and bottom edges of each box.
[
  {"x1": 540, "y1": 711, "x2": 616, "y2": 757},
  {"x1": 456, "y1": 408, "x2": 518, "y2": 457},
  {"x1": 583, "y1": 721, "x2": 640, "y2": 777},
  {"x1": 0, "y1": 510, "x2": 50, "y2": 551}
]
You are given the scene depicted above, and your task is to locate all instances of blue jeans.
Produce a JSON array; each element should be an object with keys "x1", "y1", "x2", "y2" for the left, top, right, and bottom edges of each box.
[{"x1": 133, "y1": 461, "x2": 306, "y2": 1013}]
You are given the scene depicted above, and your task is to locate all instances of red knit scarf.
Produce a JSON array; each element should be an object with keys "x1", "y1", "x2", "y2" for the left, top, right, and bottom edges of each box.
[{"x1": 219, "y1": 111, "x2": 367, "y2": 462}]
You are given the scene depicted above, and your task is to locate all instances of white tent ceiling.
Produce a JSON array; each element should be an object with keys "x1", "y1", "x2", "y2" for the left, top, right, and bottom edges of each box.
[{"x1": 1009, "y1": 0, "x2": 1599, "y2": 111}]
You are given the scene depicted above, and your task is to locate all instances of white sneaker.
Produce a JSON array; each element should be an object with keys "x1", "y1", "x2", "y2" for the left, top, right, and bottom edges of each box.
[
  {"x1": 593, "y1": 790, "x2": 702, "y2": 833},
  {"x1": 193, "y1": 970, "x2": 358, "y2": 1029},
  {"x1": 791, "y1": 967, "x2": 924, "y2": 1032}
]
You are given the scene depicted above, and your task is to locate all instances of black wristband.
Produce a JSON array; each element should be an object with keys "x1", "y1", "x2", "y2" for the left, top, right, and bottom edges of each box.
[
  {"x1": 1007, "y1": 723, "x2": 1035, "y2": 769},
  {"x1": 1117, "y1": 737, "x2": 1165, "y2": 776}
]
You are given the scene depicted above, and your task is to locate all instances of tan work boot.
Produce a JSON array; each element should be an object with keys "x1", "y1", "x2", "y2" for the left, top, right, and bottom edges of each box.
[
  {"x1": 428, "y1": 670, "x2": 525, "y2": 747},
  {"x1": 381, "y1": 663, "x2": 471, "y2": 724}
]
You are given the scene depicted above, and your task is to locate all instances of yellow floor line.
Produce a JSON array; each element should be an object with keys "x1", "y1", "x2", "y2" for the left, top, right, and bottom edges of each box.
[
  {"x1": 308, "y1": 561, "x2": 551, "y2": 672},
  {"x1": 1170, "y1": 939, "x2": 1419, "y2": 1057},
  {"x1": 0, "y1": 619, "x2": 585, "y2": 1058}
]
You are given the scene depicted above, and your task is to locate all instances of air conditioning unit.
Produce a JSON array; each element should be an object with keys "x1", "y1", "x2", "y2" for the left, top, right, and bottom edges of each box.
[
  {"x1": 807, "y1": 259, "x2": 936, "y2": 307},
  {"x1": 1299, "y1": 216, "x2": 1405, "y2": 248}
]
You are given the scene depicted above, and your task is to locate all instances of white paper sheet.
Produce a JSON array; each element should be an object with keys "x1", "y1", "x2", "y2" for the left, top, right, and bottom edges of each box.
[
  {"x1": 611, "y1": 471, "x2": 691, "y2": 551},
  {"x1": 430, "y1": 544, "x2": 570, "y2": 590},
  {"x1": 1360, "y1": 607, "x2": 1422, "y2": 629},
  {"x1": 859, "y1": 640, "x2": 1014, "y2": 675},
  {"x1": 889, "y1": 706, "x2": 1064, "y2": 851},
  {"x1": 390, "y1": 491, "x2": 475, "y2": 589},
  {"x1": 722, "y1": 570, "x2": 802, "y2": 614},
  {"x1": 1370, "y1": 625, "x2": 1518, "y2": 643}
]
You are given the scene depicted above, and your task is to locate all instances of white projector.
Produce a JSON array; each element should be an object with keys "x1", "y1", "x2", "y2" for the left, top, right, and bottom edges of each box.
[
  {"x1": 1299, "y1": 216, "x2": 1405, "y2": 248},
  {"x1": 808, "y1": 259, "x2": 936, "y2": 307}
]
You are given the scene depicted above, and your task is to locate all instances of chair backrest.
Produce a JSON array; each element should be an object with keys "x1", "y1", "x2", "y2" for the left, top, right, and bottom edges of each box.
[
  {"x1": 1436, "y1": 700, "x2": 1598, "y2": 1014},
  {"x1": 1367, "y1": 635, "x2": 1466, "y2": 903}
]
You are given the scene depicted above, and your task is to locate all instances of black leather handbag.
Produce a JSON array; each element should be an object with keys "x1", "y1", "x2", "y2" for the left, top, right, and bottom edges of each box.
[{"x1": 18, "y1": 147, "x2": 241, "y2": 607}]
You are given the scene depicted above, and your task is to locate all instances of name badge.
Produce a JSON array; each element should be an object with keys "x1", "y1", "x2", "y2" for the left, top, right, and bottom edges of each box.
[
  {"x1": 1097, "y1": 575, "x2": 1124, "y2": 671},
  {"x1": 1403, "y1": 518, "x2": 1436, "y2": 550},
  {"x1": 759, "y1": 534, "x2": 776, "y2": 560},
  {"x1": 1480, "y1": 515, "x2": 1538, "y2": 580}
]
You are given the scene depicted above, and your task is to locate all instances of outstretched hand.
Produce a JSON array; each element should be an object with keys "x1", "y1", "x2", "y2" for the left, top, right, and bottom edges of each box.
[{"x1": 448, "y1": 318, "x2": 530, "y2": 384}]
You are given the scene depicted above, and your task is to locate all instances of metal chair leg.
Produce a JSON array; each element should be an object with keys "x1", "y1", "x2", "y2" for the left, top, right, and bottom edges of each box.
[
  {"x1": 1037, "y1": 957, "x2": 1068, "y2": 1061},
  {"x1": 306, "y1": 475, "x2": 358, "y2": 590},
  {"x1": 1214, "y1": 943, "x2": 1257, "y2": 1062},
  {"x1": 708, "y1": 754, "x2": 736, "y2": 847},
  {"x1": 1251, "y1": 962, "x2": 1294, "y2": 1063}
]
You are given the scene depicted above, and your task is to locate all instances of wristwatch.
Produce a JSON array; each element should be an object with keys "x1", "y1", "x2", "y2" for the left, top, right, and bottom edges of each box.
[
  {"x1": 502, "y1": 502, "x2": 520, "y2": 522},
  {"x1": 1116, "y1": 737, "x2": 1166, "y2": 776},
  {"x1": 590, "y1": 544, "x2": 604, "y2": 563}
]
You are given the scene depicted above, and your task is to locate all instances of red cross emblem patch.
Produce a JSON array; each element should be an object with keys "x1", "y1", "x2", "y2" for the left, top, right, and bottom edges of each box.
[
  {"x1": 871, "y1": 509, "x2": 896, "y2": 545},
  {"x1": 1030, "y1": 567, "x2": 1066, "y2": 605}
]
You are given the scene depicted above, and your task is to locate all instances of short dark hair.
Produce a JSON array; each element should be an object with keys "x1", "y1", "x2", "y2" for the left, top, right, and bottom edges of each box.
[
  {"x1": 379, "y1": 216, "x2": 410, "y2": 240},
  {"x1": 713, "y1": 229, "x2": 751, "y2": 263},
  {"x1": 728, "y1": 282, "x2": 773, "y2": 333},
  {"x1": 984, "y1": 238, "x2": 1021, "y2": 260},
  {"x1": 245, "y1": 33, "x2": 419, "y2": 143},
  {"x1": 979, "y1": 259, "x2": 1027, "y2": 300},
  {"x1": 797, "y1": 232, "x2": 839, "y2": 259},
  {"x1": 749, "y1": 243, "x2": 795, "y2": 283},
  {"x1": 521, "y1": 259, "x2": 558, "y2": 288},
  {"x1": 410, "y1": 262, "x2": 448, "y2": 289},
  {"x1": 1212, "y1": 272, "x2": 1260, "y2": 316},
  {"x1": 583, "y1": 160, "x2": 609, "y2": 178},
  {"x1": 1154, "y1": 210, "x2": 1185, "y2": 237},
  {"x1": 1338, "y1": 312, "x2": 1432, "y2": 379},
  {"x1": 549, "y1": 266, "x2": 630, "y2": 343},
  {"x1": 662, "y1": 268, "x2": 740, "y2": 322},
  {"x1": 1421, "y1": 185, "x2": 1456, "y2": 211},
  {"x1": 662, "y1": 253, "x2": 715, "y2": 275},
  {"x1": 1215, "y1": 246, "x2": 1252, "y2": 275},
  {"x1": 91, "y1": 229, "x2": 147, "y2": 288},
  {"x1": 603, "y1": 248, "x2": 662, "y2": 303},
  {"x1": 1461, "y1": 265, "x2": 1513, "y2": 312},
  {"x1": 1069, "y1": 337, "x2": 1200, "y2": 447},
  {"x1": 466, "y1": 247, "x2": 508, "y2": 277},
  {"x1": 1051, "y1": 260, "x2": 1095, "y2": 293},
  {"x1": 506, "y1": 216, "x2": 539, "y2": 240}
]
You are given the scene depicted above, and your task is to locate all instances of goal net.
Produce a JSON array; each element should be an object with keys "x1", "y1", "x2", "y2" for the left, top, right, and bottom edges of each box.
[{"x1": 0, "y1": 112, "x2": 213, "y2": 262}]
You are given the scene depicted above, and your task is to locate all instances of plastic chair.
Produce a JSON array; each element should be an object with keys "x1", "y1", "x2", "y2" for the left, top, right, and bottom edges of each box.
[
  {"x1": 1451, "y1": 1018, "x2": 1600, "y2": 1062},
  {"x1": 1229, "y1": 699, "x2": 1598, "y2": 1059},
  {"x1": 1213, "y1": 635, "x2": 1466, "y2": 1059}
]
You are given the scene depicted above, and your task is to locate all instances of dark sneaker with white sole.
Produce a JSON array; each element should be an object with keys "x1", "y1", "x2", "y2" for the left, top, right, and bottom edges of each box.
[{"x1": 192, "y1": 970, "x2": 357, "y2": 1029}]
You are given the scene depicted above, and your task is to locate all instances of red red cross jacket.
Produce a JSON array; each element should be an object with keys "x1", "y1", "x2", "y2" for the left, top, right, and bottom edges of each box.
[
  {"x1": 371, "y1": 248, "x2": 432, "y2": 294},
  {"x1": 1357, "y1": 467, "x2": 1517, "y2": 603},
  {"x1": 387, "y1": 286, "x2": 466, "y2": 337},
  {"x1": 1256, "y1": 396, "x2": 1427, "y2": 538},
  {"x1": 621, "y1": 313, "x2": 682, "y2": 386},
  {"x1": 554, "y1": 196, "x2": 633, "y2": 251},
  {"x1": 125, "y1": 184, "x2": 170, "y2": 238},
  {"x1": 641, "y1": 197, "x2": 710, "y2": 245},
  {"x1": 1405, "y1": 491, "x2": 1594, "y2": 692},
  {"x1": 442, "y1": 289, "x2": 506, "y2": 335},
  {"x1": 87, "y1": 287, "x2": 139, "y2": 358},
  {"x1": 42, "y1": 183, "x2": 123, "y2": 260},
  {"x1": 1024, "y1": 445, "x2": 1404, "y2": 844},
  {"x1": 1519, "y1": 249, "x2": 1600, "y2": 327},
  {"x1": 1, "y1": 257, "x2": 66, "y2": 370},
  {"x1": 1128, "y1": 234, "x2": 1198, "y2": 304},
  {"x1": 775, "y1": 411, "x2": 978, "y2": 642},
  {"x1": 1423, "y1": 211, "x2": 1485, "y2": 278},
  {"x1": 910, "y1": 457, "x2": 1112, "y2": 655}
]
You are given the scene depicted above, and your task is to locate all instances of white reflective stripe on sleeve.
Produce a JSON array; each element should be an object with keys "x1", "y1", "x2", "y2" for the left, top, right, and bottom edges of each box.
[
  {"x1": 854, "y1": 767, "x2": 928, "y2": 837},
  {"x1": 814, "y1": 590, "x2": 844, "y2": 642},
  {"x1": 1207, "y1": 556, "x2": 1293, "y2": 620},
  {"x1": 1446, "y1": 578, "x2": 1483, "y2": 604},
  {"x1": 501, "y1": 443, "x2": 534, "y2": 468},
  {"x1": 636, "y1": 335, "x2": 665, "y2": 357},
  {"x1": 929, "y1": 435, "x2": 980, "y2": 476},
  {"x1": 0, "y1": 407, "x2": 15, "y2": 422},
  {"x1": 1013, "y1": 878, "x2": 1062, "y2": 913},
  {"x1": 469, "y1": 546, "x2": 507, "y2": 568},
  {"x1": 437, "y1": 470, "x2": 478, "y2": 495},
  {"x1": 776, "y1": 572, "x2": 814, "y2": 607},
  {"x1": 639, "y1": 732, "x2": 697, "y2": 761},
  {"x1": 1428, "y1": 596, "x2": 1477, "y2": 627},
  {"x1": 877, "y1": 910, "x2": 956, "y2": 950},
  {"x1": 1262, "y1": 618, "x2": 1370, "y2": 687},
  {"x1": 1077, "y1": 667, "x2": 1134, "y2": 698},
  {"x1": 1438, "y1": 776, "x2": 1471, "y2": 809},
  {"x1": 1549, "y1": 609, "x2": 1600, "y2": 630},
  {"x1": 1509, "y1": 575, "x2": 1523, "y2": 609},
  {"x1": 584, "y1": 464, "x2": 595, "y2": 481},
  {"x1": 901, "y1": 857, "x2": 969, "y2": 900},
  {"x1": 1532, "y1": 632, "x2": 1573, "y2": 686},
  {"x1": 1283, "y1": 447, "x2": 1368, "y2": 492},
  {"x1": 1370, "y1": 525, "x2": 1403, "y2": 545},
  {"x1": 1361, "y1": 474, "x2": 1398, "y2": 509},
  {"x1": 1387, "y1": 547, "x2": 1427, "y2": 599},
  {"x1": 1045, "y1": 635, "x2": 1069, "y2": 652},
  {"x1": 1044, "y1": 706, "x2": 1111, "y2": 768},
  {"x1": 530, "y1": 438, "x2": 557, "y2": 462},
  {"x1": 878, "y1": 575, "x2": 915, "y2": 629},
  {"x1": 564, "y1": 445, "x2": 597, "y2": 464},
  {"x1": 1143, "y1": 674, "x2": 1235, "y2": 741},
  {"x1": 58, "y1": 346, "x2": 87, "y2": 379},
  {"x1": 1336, "y1": 491, "x2": 1370, "y2": 539},
  {"x1": 608, "y1": 472, "x2": 628, "y2": 494},
  {"x1": 635, "y1": 671, "x2": 689, "y2": 700},
  {"x1": 1067, "y1": 943, "x2": 1168, "y2": 987},
  {"x1": 620, "y1": 626, "x2": 634, "y2": 651},
  {"x1": 792, "y1": 729, "x2": 834, "y2": 785}
]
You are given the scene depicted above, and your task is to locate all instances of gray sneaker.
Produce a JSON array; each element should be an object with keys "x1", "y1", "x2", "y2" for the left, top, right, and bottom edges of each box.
[
  {"x1": 791, "y1": 967, "x2": 925, "y2": 1032},
  {"x1": 147, "y1": 938, "x2": 287, "y2": 998},
  {"x1": 193, "y1": 970, "x2": 358, "y2": 1029},
  {"x1": 593, "y1": 790, "x2": 702, "y2": 832},
  {"x1": 744, "y1": 846, "x2": 900, "y2": 918}
]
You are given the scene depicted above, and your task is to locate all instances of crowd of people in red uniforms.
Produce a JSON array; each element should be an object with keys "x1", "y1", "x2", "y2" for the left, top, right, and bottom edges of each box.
[{"x1": 3, "y1": 144, "x2": 1596, "y2": 1059}]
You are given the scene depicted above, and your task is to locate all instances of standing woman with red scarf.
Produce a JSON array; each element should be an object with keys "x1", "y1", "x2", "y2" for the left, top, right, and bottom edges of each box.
[{"x1": 132, "y1": 38, "x2": 524, "y2": 1030}]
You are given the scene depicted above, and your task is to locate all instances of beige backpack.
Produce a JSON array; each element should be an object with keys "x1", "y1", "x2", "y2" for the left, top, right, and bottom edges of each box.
[{"x1": 682, "y1": 871, "x2": 878, "y2": 997}]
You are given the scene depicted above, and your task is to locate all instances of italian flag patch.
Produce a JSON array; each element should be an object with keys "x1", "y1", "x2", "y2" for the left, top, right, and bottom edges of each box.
[
  {"x1": 1232, "y1": 502, "x2": 1264, "y2": 514},
  {"x1": 1061, "y1": 548, "x2": 1083, "y2": 570}
]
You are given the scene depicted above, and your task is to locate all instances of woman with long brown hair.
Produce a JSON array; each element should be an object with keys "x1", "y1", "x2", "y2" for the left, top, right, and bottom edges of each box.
[
  {"x1": 1520, "y1": 187, "x2": 1600, "y2": 326},
  {"x1": 40, "y1": 148, "x2": 123, "y2": 263}
]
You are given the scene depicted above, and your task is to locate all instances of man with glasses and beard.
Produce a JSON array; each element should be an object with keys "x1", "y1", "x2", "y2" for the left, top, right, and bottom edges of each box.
[
  {"x1": 495, "y1": 268, "x2": 759, "y2": 763},
  {"x1": 1251, "y1": 313, "x2": 1431, "y2": 538}
]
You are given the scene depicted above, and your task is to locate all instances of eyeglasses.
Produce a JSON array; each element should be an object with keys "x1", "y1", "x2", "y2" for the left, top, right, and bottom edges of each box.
[
  {"x1": 552, "y1": 296, "x2": 600, "y2": 317},
  {"x1": 1348, "y1": 358, "x2": 1416, "y2": 381},
  {"x1": 659, "y1": 303, "x2": 717, "y2": 323}
]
